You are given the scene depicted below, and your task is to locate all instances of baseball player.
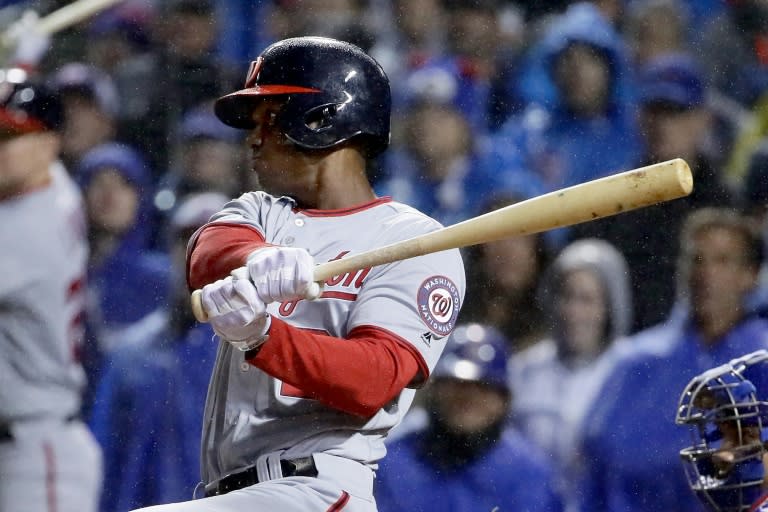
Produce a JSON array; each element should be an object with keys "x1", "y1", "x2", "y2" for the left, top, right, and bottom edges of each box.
[
  {"x1": 134, "y1": 37, "x2": 465, "y2": 512},
  {"x1": 0, "y1": 68, "x2": 102, "y2": 511},
  {"x1": 676, "y1": 350, "x2": 768, "y2": 512}
]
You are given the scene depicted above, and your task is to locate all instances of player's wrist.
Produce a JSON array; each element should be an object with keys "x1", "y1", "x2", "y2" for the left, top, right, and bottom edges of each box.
[{"x1": 223, "y1": 314, "x2": 272, "y2": 352}]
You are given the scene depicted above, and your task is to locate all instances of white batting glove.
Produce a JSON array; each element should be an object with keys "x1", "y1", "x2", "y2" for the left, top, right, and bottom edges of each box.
[
  {"x1": 201, "y1": 268, "x2": 271, "y2": 351},
  {"x1": 245, "y1": 247, "x2": 322, "y2": 303},
  {"x1": 8, "y1": 11, "x2": 50, "y2": 67}
]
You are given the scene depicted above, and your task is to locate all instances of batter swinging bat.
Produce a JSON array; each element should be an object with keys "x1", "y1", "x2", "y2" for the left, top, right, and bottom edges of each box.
[{"x1": 191, "y1": 158, "x2": 693, "y2": 322}]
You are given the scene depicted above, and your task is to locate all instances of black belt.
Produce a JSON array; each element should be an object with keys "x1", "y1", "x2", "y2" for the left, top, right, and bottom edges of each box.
[
  {"x1": 205, "y1": 456, "x2": 318, "y2": 497},
  {"x1": 0, "y1": 423, "x2": 11, "y2": 442}
]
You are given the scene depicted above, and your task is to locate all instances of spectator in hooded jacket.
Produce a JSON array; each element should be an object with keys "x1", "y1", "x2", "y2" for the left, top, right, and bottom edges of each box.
[
  {"x1": 509, "y1": 238, "x2": 633, "y2": 510},
  {"x1": 89, "y1": 192, "x2": 226, "y2": 512},
  {"x1": 484, "y1": 2, "x2": 641, "y2": 196},
  {"x1": 75, "y1": 142, "x2": 170, "y2": 410}
]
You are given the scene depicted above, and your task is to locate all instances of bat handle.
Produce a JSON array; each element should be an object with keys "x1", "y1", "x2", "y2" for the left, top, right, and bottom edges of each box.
[{"x1": 191, "y1": 290, "x2": 208, "y2": 323}]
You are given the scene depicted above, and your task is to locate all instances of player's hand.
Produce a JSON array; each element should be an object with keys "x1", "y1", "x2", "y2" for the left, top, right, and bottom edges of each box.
[
  {"x1": 201, "y1": 268, "x2": 271, "y2": 351},
  {"x1": 246, "y1": 247, "x2": 322, "y2": 303},
  {"x1": 7, "y1": 10, "x2": 50, "y2": 67}
]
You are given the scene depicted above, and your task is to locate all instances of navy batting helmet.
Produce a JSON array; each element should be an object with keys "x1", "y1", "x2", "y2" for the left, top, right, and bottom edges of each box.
[
  {"x1": 214, "y1": 36, "x2": 391, "y2": 156},
  {"x1": 676, "y1": 350, "x2": 768, "y2": 512},
  {"x1": 432, "y1": 323, "x2": 511, "y2": 391},
  {"x1": 0, "y1": 68, "x2": 62, "y2": 137}
]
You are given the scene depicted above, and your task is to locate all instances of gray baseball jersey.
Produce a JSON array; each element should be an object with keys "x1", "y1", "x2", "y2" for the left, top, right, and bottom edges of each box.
[
  {"x1": 0, "y1": 163, "x2": 88, "y2": 422},
  {"x1": 200, "y1": 193, "x2": 465, "y2": 484}
]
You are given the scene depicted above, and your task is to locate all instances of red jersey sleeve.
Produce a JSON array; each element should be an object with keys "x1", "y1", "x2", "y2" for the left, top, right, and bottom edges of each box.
[
  {"x1": 187, "y1": 223, "x2": 273, "y2": 290},
  {"x1": 246, "y1": 318, "x2": 426, "y2": 418}
]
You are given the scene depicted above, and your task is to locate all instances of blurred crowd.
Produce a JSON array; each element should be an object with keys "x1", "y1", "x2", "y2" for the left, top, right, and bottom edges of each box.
[{"x1": 5, "y1": 0, "x2": 768, "y2": 510}]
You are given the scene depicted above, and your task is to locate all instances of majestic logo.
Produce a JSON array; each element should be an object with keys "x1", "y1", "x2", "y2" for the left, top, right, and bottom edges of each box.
[{"x1": 417, "y1": 275, "x2": 460, "y2": 337}]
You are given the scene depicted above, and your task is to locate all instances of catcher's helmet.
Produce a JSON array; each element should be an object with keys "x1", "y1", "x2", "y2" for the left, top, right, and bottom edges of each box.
[
  {"x1": 0, "y1": 68, "x2": 63, "y2": 136},
  {"x1": 676, "y1": 350, "x2": 768, "y2": 512},
  {"x1": 432, "y1": 323, "x2": 510, "y2": 391},
  {"x1": 215, "y1": 36, "x2": 391, "y2": 156}
]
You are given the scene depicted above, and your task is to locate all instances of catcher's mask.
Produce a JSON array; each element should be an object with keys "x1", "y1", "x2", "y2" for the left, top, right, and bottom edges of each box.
[
  {"x1": 214, "y1": 36, "x2": 391, "y2": 157},
  {"x1": 676, "y1": 350, "x2": 768, "y2": 512}
]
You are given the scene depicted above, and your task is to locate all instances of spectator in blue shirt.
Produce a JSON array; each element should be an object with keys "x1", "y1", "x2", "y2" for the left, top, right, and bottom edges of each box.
[
  {"x1": 486, "y1": 2, "x2": 641, "y2": 193},
  {"x1": 576, "y1": 208, "x2": 768, "y2": 512},
  {"x1": 376, "y1": 323, "x2": 564, "y2": 512},
  {"x1": 89, "y1": 192, "x2": 226, "y2": 511}
]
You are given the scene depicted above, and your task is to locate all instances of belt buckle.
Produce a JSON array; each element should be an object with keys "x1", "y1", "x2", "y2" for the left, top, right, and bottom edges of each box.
[
  {"x1": 284, "y1": 456, "x2": 318, "y2": 478},
  {"x1": 280, "y1": 459, "x2": 298, "y2": 476}
]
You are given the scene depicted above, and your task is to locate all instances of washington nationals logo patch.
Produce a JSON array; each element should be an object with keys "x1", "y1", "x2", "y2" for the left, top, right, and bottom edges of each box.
[{"x1": 417, "y1": 275, "x2": 460, "y2": 337}]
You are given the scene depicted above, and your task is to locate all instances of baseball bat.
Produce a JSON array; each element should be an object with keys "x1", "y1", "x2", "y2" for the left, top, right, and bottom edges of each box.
[
  {"x1": 191, "y1": 158, "x2": 693, "y2": 322},
  {"x1": 2, "y1": 0, "x2": 125, "y2": 47}
]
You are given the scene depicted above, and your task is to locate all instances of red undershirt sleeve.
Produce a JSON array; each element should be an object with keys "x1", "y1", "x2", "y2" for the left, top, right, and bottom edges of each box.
[
  {"x1": 187, "y1": 223, "x2": 273, "y2": 290},
  {"x1": 246, "y1": 318, "x2": 428, "y2": 418},
  {"x1": 187, "y1": 223, "x2": 427, "y2": 418}
]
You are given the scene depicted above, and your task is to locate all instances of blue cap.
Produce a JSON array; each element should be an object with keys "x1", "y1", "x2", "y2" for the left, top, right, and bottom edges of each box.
[
  {"x1": 170, "y1": 192, "x2": 228, "y2": 233},
  {"x1": 48, "y1": 62, "x2": 119, "y2": 117},
  {"x1": 432, "y1": 323, "x2": 510, "y2": 391},
  {"x1": 638, "y1": 53, "x2": 705, "y2": 110},
  {"x1": 179, "y1": 108, "x2": 242, "y2": 143}
]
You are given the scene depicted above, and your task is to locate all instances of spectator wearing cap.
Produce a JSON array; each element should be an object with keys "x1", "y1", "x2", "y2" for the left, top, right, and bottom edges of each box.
[
  {"x1": 374, "y1": 63, "x2": 523, "y2": 227},
  {"x1": 48, "y1": 62, "x2": 124, "y2": 171},
  {"x1": 573, "y1": 52, "x2": 735, "y2": 332},
  {"x1": 89, "y1": 192, "x2": 226, "y2": 512},
  {"x1": 75, "y1": 142, "x2": 171, "y2": 411},
  {"x1": 376, "y1": 323, "x2": 564, "y2": 512},
  {"x1": 153, "y1": 106, "x2": 244, "y2": 235}
]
